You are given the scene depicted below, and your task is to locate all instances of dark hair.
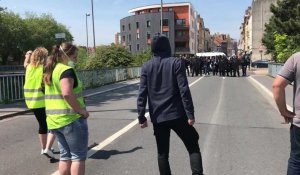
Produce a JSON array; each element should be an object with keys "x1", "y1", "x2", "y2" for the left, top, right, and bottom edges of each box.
[{"x1": 44, "y1": 42, "x2": 78, "y2": 85}]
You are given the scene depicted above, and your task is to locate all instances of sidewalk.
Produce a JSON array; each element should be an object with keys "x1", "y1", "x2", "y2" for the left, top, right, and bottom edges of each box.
[{"x1": 0, "y1": 79, "x2": 139, "y2": 120}]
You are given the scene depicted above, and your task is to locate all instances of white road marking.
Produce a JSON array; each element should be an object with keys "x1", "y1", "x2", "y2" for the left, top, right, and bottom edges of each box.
[
  {"x1": 248, "y1": 76, "x2": 293, "y2": 111},
  {"x1": 201, "y1": 77, "x2": 225, "y2": 174},
  {"x1": 51, "y1": 76, "x2": 203, "y2": 175}
]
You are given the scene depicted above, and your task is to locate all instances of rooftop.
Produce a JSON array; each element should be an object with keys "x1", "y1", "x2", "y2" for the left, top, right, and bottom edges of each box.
[{"x1": 128, "y1": 2, "x2": 191, "y2": 13}]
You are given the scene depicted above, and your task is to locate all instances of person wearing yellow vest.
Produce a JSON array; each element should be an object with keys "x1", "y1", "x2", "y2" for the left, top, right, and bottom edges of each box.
[
  {"x1": 23, "y1": 47, "x2": 56, "y2": 158},
  {"x1": 44, "y1": 42, "x2": 89, "y2": 175}
]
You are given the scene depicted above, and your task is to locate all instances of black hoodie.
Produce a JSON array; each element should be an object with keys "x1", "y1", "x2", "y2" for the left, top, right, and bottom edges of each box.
[{"x1": 137, "y1": 35, "x2": 194, "y2": 124}]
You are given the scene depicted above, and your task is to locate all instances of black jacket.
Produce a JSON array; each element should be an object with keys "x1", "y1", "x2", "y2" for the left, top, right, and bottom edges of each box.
[{"x1": 137, "y1": 35, "x2": 194, "y2": 124}]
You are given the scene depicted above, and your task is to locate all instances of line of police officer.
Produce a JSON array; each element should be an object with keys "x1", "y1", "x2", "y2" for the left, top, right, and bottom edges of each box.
[{"x1": 182, "y1": 55, "x2": 250, "y2": 77}]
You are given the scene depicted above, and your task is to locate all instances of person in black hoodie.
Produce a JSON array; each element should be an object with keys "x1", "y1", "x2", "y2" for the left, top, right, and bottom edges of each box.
[{"x1": 137, "y1": 34, "x2": 204, "y2": 175}]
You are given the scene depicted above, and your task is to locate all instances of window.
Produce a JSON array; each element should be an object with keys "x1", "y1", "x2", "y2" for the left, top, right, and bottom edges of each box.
[
  {"x1": 128, "y1": 24, "x2": 131, "y2": 31},
  {"x1": 147, "y1": 32, "x2": 151, "y2": 39},
  {"x1": 137, "y1": 44, "x2": 140, "y2": 51},
  {"x1": 168, "y1": 8, "x2": 173, "y2": 11},
  {"x1": 136, "y1": 32, "x2": 140, "y2": 40},
  {"x1": 175, "y1": 31, "x2": 187, "y2": 37},
  {"x1": 163, "y1": 19, "x2": 168, "y2": 26},
  {"x1": 122, "y1": 25, "x2": 125, "y2": 31},
  {"x1": 136, "y1": 22, "x2": 139, "y2": 29},
  {"x1": 147, "y1": 20, "x2": 151, "y2": 28},
  {"x1": 176, "y1": 19, "x2": 186, "y2": 26},
  {"x1": 122, "y1": 36, "x2": 125, "y2": 42},
  {"x1": 129, "y1": 34, "x2": 131, "y2": 41},
  {"x1": 129, "y1": 45, "x2": 131, "y2": 51}
]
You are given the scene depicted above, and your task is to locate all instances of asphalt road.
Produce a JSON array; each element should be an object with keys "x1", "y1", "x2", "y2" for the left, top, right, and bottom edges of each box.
[{"x1": 0, "y1": 75, "x2": 291, "y2": 175}]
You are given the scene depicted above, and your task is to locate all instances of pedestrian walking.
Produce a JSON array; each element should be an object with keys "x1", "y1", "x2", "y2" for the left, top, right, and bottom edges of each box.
[
  {"x1": 137, "y1": 34, "x2": 204, "y2": 175},
  {"x1": 241, "y1": 54, "x2": 247, "y2": 76},
  {"x1": 44, "y1": 42, "x2": 89, "y2": 175},
  {"x1": 23, "y1": 47, "x2": 56, "y2": 158},
  {"x1": 272, "y1": 52, "x2": 300, "y2": 175}
]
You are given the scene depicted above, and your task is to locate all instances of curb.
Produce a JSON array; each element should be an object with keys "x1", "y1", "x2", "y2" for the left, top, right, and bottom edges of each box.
[
  {"x1": 0, "y1": 109, "x2": 32, "y2": 120},
  {"x1": 0, "y1": 81, "x2": 140, "y2": 121}
]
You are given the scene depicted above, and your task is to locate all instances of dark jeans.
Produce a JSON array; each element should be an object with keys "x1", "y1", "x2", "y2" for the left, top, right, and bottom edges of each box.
[
  {"x1": 153, "y1": 117, "x2": 203, "y2": 175},
  {"x1": 288, "y1": 125, "x2": 300, "y2": 175}
]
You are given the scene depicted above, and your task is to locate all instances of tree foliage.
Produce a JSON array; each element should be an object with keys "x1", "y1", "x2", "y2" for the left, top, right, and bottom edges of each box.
[
  {"x1": 0, "y1": 11, "x2": 25, "y2": 64},
  {"x1": 273, "y1": 33, "x2": 300, "y2": 62},
  {"x1": 132, "y1": 47, "x2": 152, "y2": 66},
  {"x1": 0, "y1": 11, "x2": 73, "y2": 65},
  {"x1": 76, "y1": 44, "x2": 152, "y2": 70},
  {"x1": 23, "y1": 13, "x2": 73, "y2": 52},
  {"x1": 84, "y1": 44, "x2": 133, "y2": 69},
  {"x1": 262, "y1": 0, "x2": 300, "y2": 62}
]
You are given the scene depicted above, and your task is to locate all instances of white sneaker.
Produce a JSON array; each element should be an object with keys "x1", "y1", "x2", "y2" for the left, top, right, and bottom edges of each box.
[
  {"x1": 41, "y1": 149, "x2": 44, "y2": 155},
  {"x1": 43, "y1": 149, "x2": 55, "y2": 158}
]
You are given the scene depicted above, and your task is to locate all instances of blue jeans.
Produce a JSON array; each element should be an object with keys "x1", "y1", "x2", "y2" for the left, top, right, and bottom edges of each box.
[
  {"x1": 288, "y1": 125, "x2": 300, "y2": 175},
  {"x1": 51, "y1": 118, "x2": 88, "y2": 161}
]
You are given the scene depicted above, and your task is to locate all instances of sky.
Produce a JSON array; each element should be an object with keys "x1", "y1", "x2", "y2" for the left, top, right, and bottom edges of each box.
[{"x1": 1, "y1": 0, "x2": 252, "y2": 46}]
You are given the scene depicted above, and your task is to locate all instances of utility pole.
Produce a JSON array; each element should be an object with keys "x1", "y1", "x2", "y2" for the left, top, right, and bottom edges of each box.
[
  {"x1": 91, "y1": 0, "x2": 96, "y2": 51},
  {"x1": 160, "y1": 0, "x2": 163, "y2": 34}
]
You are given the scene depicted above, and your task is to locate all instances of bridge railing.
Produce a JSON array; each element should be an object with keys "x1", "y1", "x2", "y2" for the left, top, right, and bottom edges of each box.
[
  {"x1": 0, "y1": 67, "x2": 141, "y2": 103},
  {"x1": 0, "y1": 65, "x2": 24, "y2": 73},
  {"x1": 0, "y1": 74, "x2": 25, "y2": 102},
  {"x1": 268, "y1": 63, "x2": 283, "y2": 77}
]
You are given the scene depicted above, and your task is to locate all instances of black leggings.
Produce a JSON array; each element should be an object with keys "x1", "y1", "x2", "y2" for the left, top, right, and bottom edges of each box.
[
  {"x1": 153, "y1": 117, "x2": 203, "y2": 175},
  {"x1": 32, "y1": 108, "x2": 48, "y2": 134}
]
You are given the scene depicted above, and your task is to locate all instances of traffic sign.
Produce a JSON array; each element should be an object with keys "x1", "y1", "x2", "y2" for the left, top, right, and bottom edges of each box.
[{"x1": 55, "y1": 33, "x2": 66, "y2": 39}]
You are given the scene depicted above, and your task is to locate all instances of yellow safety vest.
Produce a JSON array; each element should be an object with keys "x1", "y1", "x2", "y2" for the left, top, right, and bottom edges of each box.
[
  {"x1": 24, "y1": 64, "x2": 45, "y2": 109},
  {"x1": 45, "y1": 63, "x2": 85, "y2": 129}
]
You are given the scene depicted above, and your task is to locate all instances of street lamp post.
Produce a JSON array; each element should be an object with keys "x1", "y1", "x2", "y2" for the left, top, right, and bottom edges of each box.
[
  {"x1": 91, "y1": 0, "x2": 96, "y2": 51},
  {"x1": 160, "y1": 0, "x2": 163, "y2": 34},
  {"x1": 86, "y1": 13, "x2": 90, "y2": 57}
]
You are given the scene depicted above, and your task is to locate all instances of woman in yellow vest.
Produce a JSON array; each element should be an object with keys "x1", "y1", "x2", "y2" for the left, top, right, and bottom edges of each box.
[
  {"x1": 23, "y1": 47, "x2": 56, "y2": 158},
  {"x1": 44, "y1": 42, "x2": 89, "y2": 175}
]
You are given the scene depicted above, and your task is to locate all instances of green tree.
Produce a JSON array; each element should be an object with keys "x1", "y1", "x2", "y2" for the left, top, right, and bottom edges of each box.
[
  {"x1": 132, "y1": 47, "x2": 152, "y2": 66},
  {"x1": 23, "y1": 13, "x2": 73, "y2": 52},
  {"x1": 0, "y1": 11, "x2": 26, "y2": 65},
  {"x1": 76, "y1": 47, "x2": 88, "y2": 69},
  {"x1": 85, "y1": 44, "x2": 133, "y2": 69},
  {"x1": 262, "y1": 0, "x2": 300, "y2": 62},
  {"x1": 0, "y1": 11, "x2": 73, "y2": 65}
]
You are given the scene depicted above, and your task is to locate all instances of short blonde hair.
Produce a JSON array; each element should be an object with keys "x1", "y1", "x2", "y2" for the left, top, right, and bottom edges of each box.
[{"x1": 30, "y1": 47, "x2": 48, "y2": 67}]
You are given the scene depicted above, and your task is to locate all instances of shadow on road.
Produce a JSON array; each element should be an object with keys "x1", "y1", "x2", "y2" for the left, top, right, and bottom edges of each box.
[{"x1": 89, "y1": 146, "x2": 143, "y2": 160}]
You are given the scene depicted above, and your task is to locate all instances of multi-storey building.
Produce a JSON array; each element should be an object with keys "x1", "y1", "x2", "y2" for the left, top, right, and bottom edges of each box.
[
  {"x1": 204, "y1": 28, "x2": 212, "y2": 52},
  {"x1": 114, "y1": 32, "x2": 121, "y2": 45},
  {"x1": 120, "y1": 2, "x2": 198, "y2": 56},
  {"x1": 239, "y1": 0, "x2": 277, "y2": 60},
  {"x1": 197, "y1": 15, "x2": 205, "y2": 52}
]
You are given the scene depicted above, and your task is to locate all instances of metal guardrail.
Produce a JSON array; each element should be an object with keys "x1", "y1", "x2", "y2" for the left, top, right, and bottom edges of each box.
[
  {"x1": 0, "y1": 67, "x2": 141, "y2": 102},
  {"x1": 268, "y1": 63, "x2": 283, "y2": 77},
  {"x1": 0, "y1": 65, "x2": 24, "y2": 72},
  {"x1": 0, "y1": 74, "x2": 25, "y2": 102}
]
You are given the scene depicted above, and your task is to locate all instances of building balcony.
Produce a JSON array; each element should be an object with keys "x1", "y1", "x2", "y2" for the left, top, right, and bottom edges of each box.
[
  {"x1": 175, "y1": 25, "x2": 189, "y2": 30},
  {"x1": 175, "y1": 35, "x2": 189, "y2": 42},
  {"x1": 175, "y1": 47, "x2": 190, "y2": 53}
]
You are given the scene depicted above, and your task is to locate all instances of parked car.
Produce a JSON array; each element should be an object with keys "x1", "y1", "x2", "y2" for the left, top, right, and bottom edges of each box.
[{"x1": 251, "y1": 60, "x2": 269, "y2": 68}]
